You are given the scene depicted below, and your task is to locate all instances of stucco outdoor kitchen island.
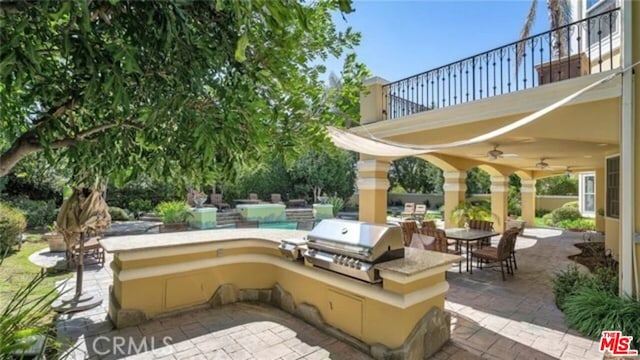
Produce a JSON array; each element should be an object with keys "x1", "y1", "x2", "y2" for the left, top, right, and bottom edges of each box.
[{"x1": 100, "y1": 228, "x2": 462, "y2": 359}]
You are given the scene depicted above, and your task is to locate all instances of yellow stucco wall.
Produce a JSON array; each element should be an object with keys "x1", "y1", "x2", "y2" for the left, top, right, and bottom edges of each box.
[
  {"x1": 605, "y1": 217, "x2": 620, "y2": 260},
  {"x1": 113, "y1": 257, "x2": 445, "y2": 349}
]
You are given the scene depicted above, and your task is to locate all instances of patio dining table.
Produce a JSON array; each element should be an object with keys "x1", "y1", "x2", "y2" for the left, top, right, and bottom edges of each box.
[{"x1": 445, "y1": 228, "x2": 499, "y2": 272}]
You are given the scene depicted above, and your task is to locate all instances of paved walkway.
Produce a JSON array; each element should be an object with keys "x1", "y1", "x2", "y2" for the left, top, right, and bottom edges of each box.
[
  {"x1": 55, "y1": 228, "x2": 607, "y2": 359},
  {"x1": 443, "y1": 228, "x2": 605, "y2": 360}
]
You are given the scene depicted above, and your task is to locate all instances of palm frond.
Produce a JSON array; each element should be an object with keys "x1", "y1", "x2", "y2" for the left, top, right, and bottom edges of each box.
[{"x1": 517, "y1": 0, "x2": 538, "y2": 69}]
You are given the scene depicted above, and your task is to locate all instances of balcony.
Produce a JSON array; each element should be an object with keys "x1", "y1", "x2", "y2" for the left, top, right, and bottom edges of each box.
[{"x1": 382, "y1": 7, "x2": 621, "y2": 121}]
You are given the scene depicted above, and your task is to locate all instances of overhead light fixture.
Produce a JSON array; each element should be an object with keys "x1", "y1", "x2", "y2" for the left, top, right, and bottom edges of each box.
[
  {"x1": 565, "y1": 167, "x2": 573, "y2": 178},
  {"x1": 487, "y1": 145, "x2": 503, "y2": 160},
  {"x1": 536, "y1": 158, "x2": 549, "y2": 169}
]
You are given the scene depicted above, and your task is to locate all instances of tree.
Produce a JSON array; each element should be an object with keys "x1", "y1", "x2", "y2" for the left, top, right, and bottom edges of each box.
[
  {"x1": 536, "y1": 175, "x2": 578, "y2": 195},
  {"x1": 465, "y1": 167, "x2": 491, "y2": 195},
  {"x1": 518, "y1": 0, "x2": 572, "y2": 66},
  {"x1": 290, "y1": 149, "x2": 356, "y2": 202},
  {"x1": 388, "y1": 158, "x2": 443, "y2": 194},
  {"x1": 0, "y1": 0, "x2": 365, "y2": 184}
]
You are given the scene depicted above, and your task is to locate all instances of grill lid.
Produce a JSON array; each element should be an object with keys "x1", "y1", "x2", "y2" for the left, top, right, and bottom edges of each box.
[{"x1": 307, "y1": 219, "x2": 404, "y2": 262}]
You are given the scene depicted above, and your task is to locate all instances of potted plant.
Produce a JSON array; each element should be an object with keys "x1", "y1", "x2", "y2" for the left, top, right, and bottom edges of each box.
[
  {"x1": 42, "y1": 222, "x2": 65, "y2": 252},
  {"x1": 155, "y1": 201, "x2": 193, "y2": 233}
]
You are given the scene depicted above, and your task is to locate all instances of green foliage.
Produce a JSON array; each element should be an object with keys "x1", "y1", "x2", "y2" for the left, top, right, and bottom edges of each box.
[
  {"x1": 327, "y1": 196, "x2": 345, "y2": 216},
  {"x1": 0, "y1": 203, "x2": 27, "y2": 253},
  {"x1": 552, "y1": 264, "x2": 589, "y2": 310},
  {"x1": 0, "y1": 154, "x2": 67, "y2": 204},
  {"x1": 465, "y1": 168, "x2": 491, "y2": 195},
  {"x1": 0, "y1": 272, "x2": 61, "y2": 358},
  {"x1": 508, "y1": 185, "x2": 521, "y2": 216},
  {"x1": 106, "y1": 176, "x2": 182, "y2": 209},
  {"x1": 388, "y1": 158, "x2": 443, "y2": 194},
  {"x1": 563, "y1": 288, "x2": 640, "y2": 349},
  {"x1": 0, "y1": 0, "x2": 366, "y2": 184},
  {"x1": 536, "y1": 176, "x2": 578, "y2": 195},
  {"x1": 544, "y1": 206, "x2": 582, "y2": 226},
  {"x1": 6, "y1": 197, "x2": 57, "y2": 228},
  {"x1": 108, "y1": 206, "x2": 130, "y2": 221},
  {"x1": 557, "y1": 218, "x2": 596, "y2": 231},
  {"x1": 450, "y1": 201, "x2": 491, "y2": 226},
  {"x1": 155, "y1": 201, "x2": 193, "y2": 224},
  {"x1": 290, "y1": 149, "x2": 356, "y2": 202},
  {"x1": 561, "y1": 201, "x2": 579, "y2": 209},
  {"x1": 535, "y1": 208, "x2": 551, "y2": 217},
  {"x1": 128, "y1": 199, "x2": 153, "y2": 219}
]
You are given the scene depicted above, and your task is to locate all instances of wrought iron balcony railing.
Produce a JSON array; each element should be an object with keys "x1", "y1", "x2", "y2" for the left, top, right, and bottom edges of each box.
[{"x1": 382, "y1": 7, "x2": 620, "y2": 120}]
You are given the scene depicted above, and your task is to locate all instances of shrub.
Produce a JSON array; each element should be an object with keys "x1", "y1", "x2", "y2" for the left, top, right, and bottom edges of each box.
[
  {"x1": 545, "y1": 206, "x2": 582, "y2": 226},
  {"x1": 450, "y1": 201, "x2": 491, "y2": 226},
  {"x1": 563, "y1": 288, "x2": 640, "y2": 349},
  {"x1": 557, "y1": 218, "x2": 596, "y2": 231},
  {"x1": 108, "y1": 206, "x2": 131, "y2": 221},
  {"x1": 155, "y1": 201, "x2": 192, "y2": 224},
  {"x1": 552, "y1": 264, "x2": 589, "y2": 310},
  {"x1": 0, "y1": 203, "x2": 27, "y2": 254},
  {"x1": 588, "y1": 267, "x2": 618, "y2": 295},
  {"x1": 7, "y1": 197, "x2": 57, "y2": 228},
  {"x1": 0, "y1": 272, "x2": 61, "y2": 358},
  {"x1": 327, "y1": 197, "x2": 345, "y2": 216},
  {"x1": 535, "y1": 208, "x2": 551, "y2": 217},
  {"x1": 128, "y1": 199, "x2": 153, "y2": 219},
  {"x1": 561, "y1": 201, "x2": 579, "y2": 209}
]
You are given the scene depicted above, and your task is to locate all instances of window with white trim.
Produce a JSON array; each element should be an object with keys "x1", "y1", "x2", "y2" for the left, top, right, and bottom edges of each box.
[
  {"x1": 579, "y1": 172, "x2": 595, "y2": 217},
  {"x1": 606, "y1": 156, "x2": 619, "y2": 218}
]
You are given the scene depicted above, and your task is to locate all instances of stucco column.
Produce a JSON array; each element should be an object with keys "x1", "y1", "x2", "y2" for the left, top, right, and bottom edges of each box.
[
  {"x1": 630, "y1": 0, "x2": 640, "y2": 297},
  {"x1": 520, "y1": 179, "x2": 536, "y2": 228},
  {"x1": 595, "y1": 168, "x2": 605, "y2": 233},
  {"x1": 443, "y1": 171, "x2": 467, "y2": 228},
  {"x1": 357, "y1": 159, "x2": 390, "y2": 224},
  {"x1": 360, "y1": 77, "x2": 389, "y2": 125},
  {"x1": 490, "y1": 176, "x2": 509, "y2": 233}
]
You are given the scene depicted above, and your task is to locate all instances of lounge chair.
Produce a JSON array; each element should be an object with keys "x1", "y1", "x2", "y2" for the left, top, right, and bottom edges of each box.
[
  {"x1": 210, "y1": 193, "x2": 230, "y2": 211},
  {"x1": 271, "y1": 193, "x2": 284, "y2": 204},
  {"x1": 248, "y1": 193, "x2": 259, "y2": 202},
  {"x1": 400, "y1": 203, "x2": 416, "y2": 219},
  {"x1": 414, "y1": 204, "x2": 427, "y2": 219}
]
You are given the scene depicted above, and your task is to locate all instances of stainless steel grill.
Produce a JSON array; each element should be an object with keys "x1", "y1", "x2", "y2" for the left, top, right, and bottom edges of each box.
[{"x1": 303, "y1": 219, "x2": 404, "y2": 283}]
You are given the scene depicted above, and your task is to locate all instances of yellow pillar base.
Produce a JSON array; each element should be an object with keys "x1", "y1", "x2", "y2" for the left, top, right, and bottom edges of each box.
[{"x1": 520, "y1": 179, "x2": 536, "y2": 228}]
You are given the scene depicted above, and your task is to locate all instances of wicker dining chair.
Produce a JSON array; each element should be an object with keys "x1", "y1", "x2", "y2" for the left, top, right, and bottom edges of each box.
[
  {"x1": 469, "y1": 219, "x2": 494, "y2": 247},
  {"x1": 421, "y1": 228, "x2": 462, "y2": 273},
  {"x1": 469, "y1": 228, "x2": 519, "y2": 281},
  {"x1": 399, "y1": 220, "x2": 419, "y2": 246}
]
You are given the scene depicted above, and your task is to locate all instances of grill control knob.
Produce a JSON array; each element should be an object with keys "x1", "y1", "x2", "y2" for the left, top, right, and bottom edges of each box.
[
  {"x1": 333, "y1": 254, "x2": 339, "y2": 263},
  {"x1": 354, "y1": 260, "x2": 361, "y2": 268},
  {"x1": 348, "y1": 259, "x2": 356, "y2": 267},
  {"x1": 308, "y1": 249, "x2": 317, "y2": 256}
]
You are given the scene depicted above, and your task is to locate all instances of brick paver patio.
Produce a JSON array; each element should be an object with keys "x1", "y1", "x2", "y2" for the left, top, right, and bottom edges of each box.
[{"x1": 56, "y1": 228, "x2": 606, "y2": 359}]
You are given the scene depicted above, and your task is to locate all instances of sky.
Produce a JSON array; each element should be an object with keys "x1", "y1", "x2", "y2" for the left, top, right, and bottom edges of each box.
[{"x1": 324, "y1": 0, "x2": 555, "y2": 81}]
